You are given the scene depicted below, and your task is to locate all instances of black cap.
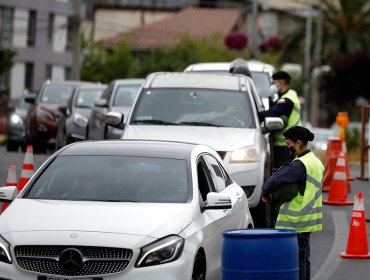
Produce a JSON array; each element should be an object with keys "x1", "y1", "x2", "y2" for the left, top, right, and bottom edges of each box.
[
  {"x1": 283, "y1": 126, "x2": 315, "y2": 142},
  {"x1": 272, "y1": 71, "x2": 292, "y2": 81}
]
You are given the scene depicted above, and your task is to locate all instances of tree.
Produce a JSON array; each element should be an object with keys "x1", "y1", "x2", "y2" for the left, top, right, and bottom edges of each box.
[
  {"x1": 81, "y1": 37, "x2": 137, "y2": 83},
  {"x1": 0, "y1": 47, "x2": 15, "y2": 76},
  {"x1": 322, "y1": 0, "x2": 370, "y2": 60}
]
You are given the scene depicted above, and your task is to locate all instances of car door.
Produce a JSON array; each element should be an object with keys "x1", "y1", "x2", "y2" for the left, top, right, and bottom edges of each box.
[
  {"x1": 88, "y1": 83, "x2": 113, "y2": 140},
  {"x1": 195, "y1": 154, "x2": 245, "y2": 279}
]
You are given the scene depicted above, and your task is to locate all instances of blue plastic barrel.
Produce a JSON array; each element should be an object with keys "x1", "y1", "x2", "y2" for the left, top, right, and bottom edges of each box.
[{"x1": 222, "y1": 228, "x2": 299, "y2": 280}]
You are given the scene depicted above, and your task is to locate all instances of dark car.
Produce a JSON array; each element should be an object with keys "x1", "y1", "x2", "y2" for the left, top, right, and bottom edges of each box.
[
  {"x1": 25, "y1": 80, "x2": 96, "y2": 152},
  {"x1": 56, "y1": 84, "x2": 107, "y2": 149},
  {"x1": 6, "y1": 91, "x2": 31, "y2": 151},
  {"x1": 86, "y1": 79, "x2": 144, "y2": 140}
]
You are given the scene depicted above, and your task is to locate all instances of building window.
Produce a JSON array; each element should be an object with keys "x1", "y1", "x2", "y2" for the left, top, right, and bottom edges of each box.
[
  {"x1": 65, "y1": 66, "x2": 71, "y2": 80},
  {"x1": 25, "y1": 63, "x2": 34, "y2": 90},
  {"x1": 66, "y1": 16, "x2": 73, "y2": 51},
  {"x1": 48, "y1": 13, "x2": 54, "y2": 48},
  {"x1": 27, "y1": 10, "x2": 36, "y2": 47},
  {"x1": 46, "y1": 64, "x2": 52, "y2": 80},
  {"x1": 0, "y1": 6, "x2": 14, "y2": 47}
]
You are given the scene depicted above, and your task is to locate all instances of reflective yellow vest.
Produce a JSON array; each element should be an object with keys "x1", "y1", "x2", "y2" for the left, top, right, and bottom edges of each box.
[
  {"x1": 276, "y1": 151, "x2": 324, "y2": 232},
  {"x1": 274, "y1": 89, "x2": 301, "y2": 146}
]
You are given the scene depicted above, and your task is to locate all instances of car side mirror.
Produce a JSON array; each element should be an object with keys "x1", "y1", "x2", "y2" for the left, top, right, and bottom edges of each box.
[
  {"x1": 261, "y1": 117, "x2": 285, "y2": 134},
  {"x1": 24, "y1": 94, "x2": 37, "y2": 104},
  {"x1": 94, "y1": 98, "x2": 108, "y2": 108},
  {"x1": 201, "y1": 192, "x2": 232, "y2": 211},
  {"x1": 57, "y1": 105, "x2": 68, "y2": 116},
  {"x1": 105, "y1": 111, "x2": 125, "y2": 129},
  {"x1": 0, "y1": 186, "x2": 18, "y2": 203}
]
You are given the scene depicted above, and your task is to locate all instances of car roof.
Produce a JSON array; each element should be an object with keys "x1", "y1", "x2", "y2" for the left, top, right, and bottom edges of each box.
[
  {"x1": 42, "y1": 80, "x2": 97, "y2": 86},
  {"x1": 59, "y1": 140, "x2": 198, "y2": 159},
  {"x1": 111, "y1": 79, "x2": 146, "y2": 85},
  {"x1": 144, "y1": 72, "x2": 251, "y2": 91},
  {"x1": 184, "y1": 60, "x2": 275, "y2": 76}
]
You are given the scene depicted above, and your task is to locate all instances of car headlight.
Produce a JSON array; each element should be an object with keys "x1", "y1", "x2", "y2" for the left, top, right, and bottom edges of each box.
[
  {"x1": 135, "y1": 235, "x2": 184, "y2": 267},
  {"x1": 230, "y1": 146, "x2": 260, "y2": 163},
  {"x1": 73, "y1": 113, "x2": 88, "y2": 127},
  {"x1": 0, "y1": 235, "x2": 12, "y2": 264},
  {"x1": 10, "y1": 114, "x2": 23, "y2": 126},
  {"x1": 37, "y1": 108, "x2": 55, "y2": 120}
]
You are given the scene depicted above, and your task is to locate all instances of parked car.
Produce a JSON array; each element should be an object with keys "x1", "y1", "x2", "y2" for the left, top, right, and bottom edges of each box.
[
  {"x1": 184, "y1": 59, "x2": 277, "y2": 109},
  {"x1": 106, "y1": 72, "x2": 283, "y2": 226},
  {"x1": 87, "y1": 79, "x2": 144, "y2": 140},
  {"x1": 0, "y1": 140, "x2": 253, "y2": 279},
  {"x1": 25, "y1": 80, "x2": 96, "y2": 152},
  {"x1": 6, "y1": 91, "x2": 31, "y2": 151},
  {"x1": 310, "y1": 127, "x2": 335, "y2": 152},
  {"x1": 56, "y1": 84, "x2": 107, "y2": 149}
]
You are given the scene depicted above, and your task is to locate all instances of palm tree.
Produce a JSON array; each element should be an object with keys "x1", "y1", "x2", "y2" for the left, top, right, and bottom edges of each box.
[{"x1": 322, "y1": 0, "x2": 370, "y2": 60}]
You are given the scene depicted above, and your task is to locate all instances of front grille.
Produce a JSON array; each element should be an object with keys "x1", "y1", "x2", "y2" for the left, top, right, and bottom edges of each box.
[
  {"x1": 15, "y1": 245, "x2": 133, "y2": 276},
  {"x1": 217, "y1": 151, "x2": 227, "y2": 159}
]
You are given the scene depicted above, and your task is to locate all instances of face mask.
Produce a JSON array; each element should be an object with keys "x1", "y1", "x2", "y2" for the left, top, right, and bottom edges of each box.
[
  {"x1": 288, "y1": 146, "x2": 296, "y2": 156},
  {"x1": 270, "y1": 84, "x2": 278, "y2": 94}
]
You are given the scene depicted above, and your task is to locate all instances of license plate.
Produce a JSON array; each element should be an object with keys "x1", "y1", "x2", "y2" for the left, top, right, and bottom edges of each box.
[{"x1": 38, "y1": 277, "x2": 102, "y2": 280}]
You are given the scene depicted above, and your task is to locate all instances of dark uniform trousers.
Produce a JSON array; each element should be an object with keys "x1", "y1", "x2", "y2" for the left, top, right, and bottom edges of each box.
[{"x1": 298, "y1": 232, "x2": 311, "y2": 280}]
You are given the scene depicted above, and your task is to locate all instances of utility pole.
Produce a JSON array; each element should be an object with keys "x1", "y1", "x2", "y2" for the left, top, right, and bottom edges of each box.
[
  {"x1": 310, "y1": 0, "x2": 323, "y2": 126},
  {"x1": 303, "y1": 0, "x2": 313, "y2": 124},
  {"x1": 71, "y1": 0, "x2": 81, "y2": 81},
  {"x1": 250, "y1": 0, "x2": 258, "y2": 59}
]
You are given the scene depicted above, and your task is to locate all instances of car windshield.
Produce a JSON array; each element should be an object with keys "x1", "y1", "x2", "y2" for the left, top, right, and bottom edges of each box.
[
  {"x1": 131, "y1": 88, "x2": 255, "y2": 128},
  {"x1": 75, "y1": 88, "x2": 104, "y2": 108},
  {"x1": 250, "y1": 71, "x2": 271, "y2": 98},
  {"x1": 27, "y1": 155, "x2": 189, "y2": 203},
  {"x1": 113, "y1": 84, "x2": 142, "y2": 107},
  {"x1": 40, "y1": 85, "x2": 75, "y2": 105}
]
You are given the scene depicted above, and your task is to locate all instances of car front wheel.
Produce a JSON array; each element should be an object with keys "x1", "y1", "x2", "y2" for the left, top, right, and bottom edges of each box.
[{"x1": 192, "y1": 251, "x2": 206, "y2": 280}]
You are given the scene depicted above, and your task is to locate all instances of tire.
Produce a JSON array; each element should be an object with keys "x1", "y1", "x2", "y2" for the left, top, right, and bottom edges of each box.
[
  {"x1": 6, "y1": 140, "x2": 19, "y2": 152},
  {"x1": 192, "y1": 251, "x2": 206, "y2": 280}
]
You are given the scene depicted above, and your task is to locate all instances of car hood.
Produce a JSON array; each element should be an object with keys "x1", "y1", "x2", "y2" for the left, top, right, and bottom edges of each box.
[
  {"x1": 0, "y1": 199, "x2": 194, "y2": 239},
  {"x1": 124, "y1": 125, "x2": 258, "y2": 151},
  {"x1": 74, "y1": 107, "x2": 92, "y2": 118}
]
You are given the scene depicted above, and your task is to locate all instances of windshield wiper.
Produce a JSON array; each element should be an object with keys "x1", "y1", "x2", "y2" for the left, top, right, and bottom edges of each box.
[
  {"x1": 179, "y1": 121, "x2": 224, "y2": 127},
  {"x1": 131, "y1": 119, "x2": 179, "y2": 125}
]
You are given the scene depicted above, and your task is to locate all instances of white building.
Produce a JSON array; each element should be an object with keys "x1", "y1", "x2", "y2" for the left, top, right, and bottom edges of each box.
[{"x1": 0, "y1": 0, "x2": 75, "y2": 99}]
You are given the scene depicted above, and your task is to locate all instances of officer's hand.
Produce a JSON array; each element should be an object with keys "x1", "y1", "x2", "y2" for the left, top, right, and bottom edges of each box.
[{"x1": 261, "y1": 195, "x2": 272, "y2": 204}]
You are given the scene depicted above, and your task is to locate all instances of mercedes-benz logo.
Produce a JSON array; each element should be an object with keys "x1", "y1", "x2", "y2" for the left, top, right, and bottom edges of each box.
[{"x1": 59, "y1": 248, "x2": 84, "y2": 273}]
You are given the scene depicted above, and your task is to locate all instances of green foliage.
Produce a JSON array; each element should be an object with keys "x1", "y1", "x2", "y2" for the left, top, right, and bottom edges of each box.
[
  {"x1": 81, "y1": 37, "x2": 137, "y2": 83},
  {"x1": 345, "y1": 127, "x2": 360, "y2": 152},
  {"x1": 0, "y1": 47, "x2": 16, "y2": 75},
  {"x1": 81, "y1": 34, "x2": 251, "y2": 82}
]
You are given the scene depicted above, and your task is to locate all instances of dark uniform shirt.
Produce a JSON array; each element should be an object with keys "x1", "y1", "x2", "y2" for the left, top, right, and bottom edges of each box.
[
  {"x1": 258, "y1": 90, "x2": 294, "y2": 121},
  {"x1": 262, "y1": 149, "x2": 311, "y2": 197}
]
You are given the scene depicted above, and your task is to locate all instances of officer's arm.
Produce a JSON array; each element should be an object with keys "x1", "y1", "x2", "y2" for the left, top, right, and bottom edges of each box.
[
  {"x1": 257, "y1": 99, "x2": 294, "y2": 121},
  {"x1": 262, "y1": 160, "x2": 306, "y2": 196}
]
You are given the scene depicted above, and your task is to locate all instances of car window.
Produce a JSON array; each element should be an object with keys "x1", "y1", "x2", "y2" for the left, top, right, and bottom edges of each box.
[
  {"x1": 40, "y1": 85, "x2": 75, "y2": 105},
  {"x1": 75, "y1": 89, "x2": 105, "y2": 108},
  {"x1": 131, "y1": 88, "x2": 256, "y2": 129},
  {"x1": 197, "y1": 157, "x2": 215, "y2": 202},
  {"x1": 203, "y1": 154, "x2": 227, "y2": 192},
  {"x1": 250, "y1": 71, "x2": 272, "y2": 98},
  {"x1": 112, "y1": 84, "x2": 141, "y2": 107},
  {"x1": 26, "y1": 155, "x2": 189, "y2": 203}
]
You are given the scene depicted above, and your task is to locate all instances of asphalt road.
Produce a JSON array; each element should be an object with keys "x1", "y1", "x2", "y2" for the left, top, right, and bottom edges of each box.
[{"x1": 1, "y1": 145, "x2": 370, "y2": 279}]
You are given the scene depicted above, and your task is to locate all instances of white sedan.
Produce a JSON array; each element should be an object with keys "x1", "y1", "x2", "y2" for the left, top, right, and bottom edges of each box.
[{"x1": 0, "y1": 140, "x2": 253, "y2": 280}]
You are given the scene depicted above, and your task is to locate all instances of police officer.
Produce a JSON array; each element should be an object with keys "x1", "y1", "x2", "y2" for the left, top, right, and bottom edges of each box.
[
  {"x1": 258, "y1": 71, "x2": 302, "y2": 169},
  {"x1": 261, "y1": 126, "x2": 324, "y2": 280}
]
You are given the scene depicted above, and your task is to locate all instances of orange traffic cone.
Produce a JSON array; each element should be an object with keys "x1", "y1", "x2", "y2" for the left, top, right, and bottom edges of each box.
[
  {"x1": 341, "y1": 192, "x2": 370, "y2": 258},
  {"x1": 17, "y1": 145, "x2": 34, "y2": 192},
  {"x1": 1, "y1": 165, "x2": 17, "y2": 213},
  {"x1": 323, "y1": 152, "x2": 353, "y2": 206},
  {"x1": 341, "y1": 140, "x2": 354, "y2": 182}
]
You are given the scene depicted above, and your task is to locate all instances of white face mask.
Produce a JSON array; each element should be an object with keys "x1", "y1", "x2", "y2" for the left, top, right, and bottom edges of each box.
[{"x1": 270, "y1": 84, "x2": 278, "y2": 94}]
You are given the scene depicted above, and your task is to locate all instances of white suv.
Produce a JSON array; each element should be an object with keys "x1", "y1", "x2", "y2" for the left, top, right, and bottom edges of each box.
[
  {"x1": 184, "y1": 60, "x2": 277, "y2": 109},
  {"x1": 106, "y1": 72, "x2": 283, "y2": 224}
]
